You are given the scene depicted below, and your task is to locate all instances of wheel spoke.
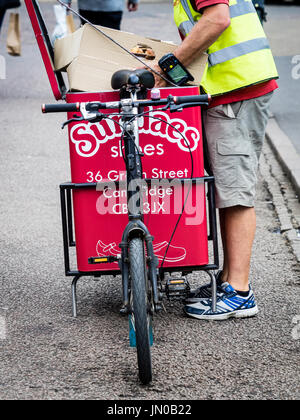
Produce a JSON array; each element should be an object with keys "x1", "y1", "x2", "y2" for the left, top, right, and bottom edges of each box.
[{"x1": 129, "y1": 237, "x2": 152, "y2": 385}]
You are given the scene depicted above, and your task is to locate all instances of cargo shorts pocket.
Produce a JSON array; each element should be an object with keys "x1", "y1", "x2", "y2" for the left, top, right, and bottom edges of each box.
[{"x1": 215, "y1": 134, "x2": 252, "y2": 189}]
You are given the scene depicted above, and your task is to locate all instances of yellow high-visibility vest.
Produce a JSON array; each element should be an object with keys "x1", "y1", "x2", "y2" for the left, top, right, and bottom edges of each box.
[{"x1": 173, "y1": 0, "x2": 278, "y2": 96}]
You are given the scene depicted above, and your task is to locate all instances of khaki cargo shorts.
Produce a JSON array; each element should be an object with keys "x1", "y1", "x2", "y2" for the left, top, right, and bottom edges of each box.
[{"x1": 203, "y1": 92, "x2": 273, "y2": 208}]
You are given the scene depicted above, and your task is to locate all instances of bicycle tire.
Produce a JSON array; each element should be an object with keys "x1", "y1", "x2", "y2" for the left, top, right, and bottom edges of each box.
[{"x1": 129, "y1": 237, "x2": 152, "y2": 385}]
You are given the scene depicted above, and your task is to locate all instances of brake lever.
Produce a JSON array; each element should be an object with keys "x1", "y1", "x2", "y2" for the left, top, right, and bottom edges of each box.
[
  {"x1": 61, "y1": 116, "x2": 84, "y2": 129},
  {"x1": 169, "y1": 102, "x2": 209, "y2": 113},
  {"x1": 61, "y1": 112, "x2": 106, "y2": 129}
]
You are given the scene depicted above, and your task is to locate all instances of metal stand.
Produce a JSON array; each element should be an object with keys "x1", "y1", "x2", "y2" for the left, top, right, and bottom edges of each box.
[
  {"x1": 207, "y1": 270, "x2": 217, "y2": 313},
  {"x1": 71, "y1": 275, "x2": 80, "y2": 318}
]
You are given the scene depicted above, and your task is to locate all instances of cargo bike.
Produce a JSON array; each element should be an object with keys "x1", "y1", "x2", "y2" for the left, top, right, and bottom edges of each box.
[{"x1": 25, "y1": 0, "x2": 219, "y2": 385}]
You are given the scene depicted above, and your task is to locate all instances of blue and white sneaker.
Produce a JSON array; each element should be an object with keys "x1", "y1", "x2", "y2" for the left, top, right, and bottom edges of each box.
[
  {"x1": 184, "y1": 282, "x2": 258, "y2": 320},
  {"x1": 185, "y1": 270, "x2": 223, "y2": 303}
]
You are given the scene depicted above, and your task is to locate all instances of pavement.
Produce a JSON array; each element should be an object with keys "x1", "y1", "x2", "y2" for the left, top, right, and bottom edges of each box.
[
  {"x1": 0, "y1": 1, "x2": 300, "y2": 400},
  {"x1": 262, "y1": 3, "x2": 300, "y2": 209}
]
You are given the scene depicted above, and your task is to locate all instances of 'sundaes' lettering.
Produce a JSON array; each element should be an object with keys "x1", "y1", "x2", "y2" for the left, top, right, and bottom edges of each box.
[{"x1": 70, "y1": 107, "x2": 200, "y2": 158}]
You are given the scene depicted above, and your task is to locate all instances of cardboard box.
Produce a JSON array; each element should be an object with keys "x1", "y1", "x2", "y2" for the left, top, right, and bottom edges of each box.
[{"x1": 54, "y1": 24, "x2": 207, "y2": 92}]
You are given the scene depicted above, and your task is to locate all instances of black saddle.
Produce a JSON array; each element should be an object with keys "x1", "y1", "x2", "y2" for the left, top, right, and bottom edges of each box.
[{"x1": 111, "y1": 69, "x2": 155, "y2": 90}]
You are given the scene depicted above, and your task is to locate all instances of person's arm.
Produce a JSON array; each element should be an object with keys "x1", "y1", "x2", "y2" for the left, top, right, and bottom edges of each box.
[
  {"x1": 154, "y1": 4, "x2": 230, "y2": 87},
  {"x1": 174, "y1": 4, "x2": 230, "y2": 66},
  {"x1": 128, "y1": 0, "x2": 139, "y2": 12}
]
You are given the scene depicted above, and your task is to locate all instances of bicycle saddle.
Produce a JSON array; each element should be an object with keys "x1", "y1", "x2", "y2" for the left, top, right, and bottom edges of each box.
[{"x1": 111, "y1": 69, "x2": 155, "y2": 90}]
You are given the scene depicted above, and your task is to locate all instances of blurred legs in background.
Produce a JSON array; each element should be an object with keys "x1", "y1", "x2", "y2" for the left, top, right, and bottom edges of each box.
[
  {"x1": 79, "y1": 9, "x2": 123, "y2": 30},
  {"x1": 0, "y1": 8, "x2": 6, "y2": 33}
]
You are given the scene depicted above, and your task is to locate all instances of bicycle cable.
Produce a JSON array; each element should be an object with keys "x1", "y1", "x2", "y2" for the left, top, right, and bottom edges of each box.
[{"x1": 56, "y1": 0, "x2": 178, "y2": 88}]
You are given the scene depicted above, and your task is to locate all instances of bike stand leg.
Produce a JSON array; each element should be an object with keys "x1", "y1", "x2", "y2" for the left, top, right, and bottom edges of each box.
[
  {"x1": 207, "y1": 271, "x2": 217, "y2": 313},
  {"x1": 71, "y1": 275, "x2": 80, "y2": 318}
]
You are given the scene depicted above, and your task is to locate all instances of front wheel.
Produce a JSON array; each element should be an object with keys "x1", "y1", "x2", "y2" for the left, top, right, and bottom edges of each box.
[{"x1": 129, "y1": 237, "x2": 152, "y2": 385}]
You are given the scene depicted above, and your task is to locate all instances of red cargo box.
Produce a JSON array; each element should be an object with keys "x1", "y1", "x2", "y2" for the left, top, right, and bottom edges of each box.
[{"x1": 66, "y1": 87, "x2": 208, "y2": 272}]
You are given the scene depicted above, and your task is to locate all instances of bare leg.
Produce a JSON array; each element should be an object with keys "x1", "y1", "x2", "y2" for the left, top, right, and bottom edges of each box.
[
  {"x1": 218, "y1": 209, "x2": 228, "y2": 282},
  {"x1": 218, "y1": 206, "x2": 256, "y2": 291}
]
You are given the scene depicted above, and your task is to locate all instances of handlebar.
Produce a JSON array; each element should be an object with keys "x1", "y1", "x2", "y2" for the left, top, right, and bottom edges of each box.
[
  {"x1": 172, "y1": 95, "x2": 210, "y2": 105},
  {"x1": 42, "y1": 102, "x2": 81, "y2": 113},
  {"x1": 42, "y1": 93, "x2": 211, "y2": 114}
]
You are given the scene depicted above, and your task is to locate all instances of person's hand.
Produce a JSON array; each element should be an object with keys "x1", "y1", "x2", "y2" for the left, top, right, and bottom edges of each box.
[
  {"x1": 150, "y1": 63, "x2": 168, "y2": 88},
  {"x1": 128, "y1": 1, "x2": 138, "y2": 12}
]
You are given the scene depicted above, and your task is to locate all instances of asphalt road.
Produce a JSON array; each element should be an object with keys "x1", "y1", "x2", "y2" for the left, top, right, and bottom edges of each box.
[{"x1": 0, "y1": 2, "x2": 299, "y2": 400}]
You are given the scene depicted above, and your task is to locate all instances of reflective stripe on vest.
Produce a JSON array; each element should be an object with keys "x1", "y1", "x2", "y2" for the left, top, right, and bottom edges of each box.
[
  {"x1": 208, "y1": 37, "x2": 270, "y2": 66},
  {"x1": 181, "y1": 0, "x2": 257, "y2": 20},
  {"x1": 179, "y1": 0, "x2": 270, "y2": 66},
  {"x1": 179, "y1": 0, "x2": 257, "y2": 28},
  {"x1": 178, "y1": 20, "x2": 194, "y2": 37},
  {"x1": 181, "y1": 0, "x2": 194, "y2": 23},
  {"x1": 230, "y1": 0, "x2": 256, "y2": 18}
]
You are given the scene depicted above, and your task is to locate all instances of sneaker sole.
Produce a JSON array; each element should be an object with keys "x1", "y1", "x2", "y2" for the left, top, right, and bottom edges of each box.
[
  {"x1": 185, "y1": 294, "x2": 222, "y2": 304},
  {"x1": 184, "y1": 305, "x2": 259, "y2": 321}
]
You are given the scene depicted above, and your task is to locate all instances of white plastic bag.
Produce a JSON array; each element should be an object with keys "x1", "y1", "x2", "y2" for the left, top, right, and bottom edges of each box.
[{"x1": 51, "y1": 4, "x2": 68, "y2": 44}]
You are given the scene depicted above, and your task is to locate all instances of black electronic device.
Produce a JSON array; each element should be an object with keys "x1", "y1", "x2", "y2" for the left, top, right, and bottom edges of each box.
[{"x1": 158, "y1": 53, "x2": 194, "y2": 86}]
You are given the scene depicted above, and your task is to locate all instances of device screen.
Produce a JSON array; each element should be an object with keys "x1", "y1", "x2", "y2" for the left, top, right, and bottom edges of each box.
[{"x1": 168, "y1": 64, "x2": 188, "y2": 83}]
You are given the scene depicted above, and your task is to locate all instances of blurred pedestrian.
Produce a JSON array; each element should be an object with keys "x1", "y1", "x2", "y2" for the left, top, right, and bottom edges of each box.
[
  {"x1": 0, "y1": 0, "x2": 20, "y2": 34},
  {"x1": 0, "y1": 8, "x2": 5, "y2": 32},
  {"x1": 77, "y1": 0, "x2": 139, "y2": 30},
  {"x1": 252, "y1": 0, "x2": 267, "y2": 25}
]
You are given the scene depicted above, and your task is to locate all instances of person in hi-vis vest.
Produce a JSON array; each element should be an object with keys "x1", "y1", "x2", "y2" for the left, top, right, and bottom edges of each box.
[{"x1": 152, "y1": 0, "x2": 278, "y2": 320}]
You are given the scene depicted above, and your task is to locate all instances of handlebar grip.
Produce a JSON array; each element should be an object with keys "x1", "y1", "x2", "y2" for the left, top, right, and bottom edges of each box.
[
  {"x1": 173, "y1": 94, "x2": 211, "y2": 105},
  {"x1": 42, "y1": 103, "x2": 80, "y2": 113}
]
